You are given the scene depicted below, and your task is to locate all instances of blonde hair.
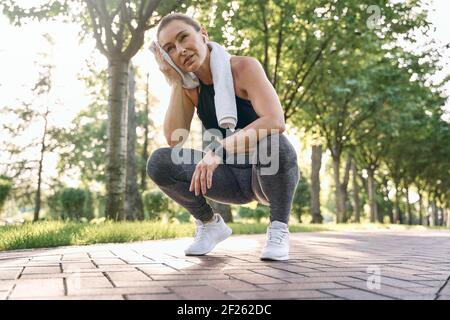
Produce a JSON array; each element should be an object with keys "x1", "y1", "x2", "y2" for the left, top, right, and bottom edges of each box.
[{"x1": 157, "y1": 13, "x2": 201, "y2": 40}]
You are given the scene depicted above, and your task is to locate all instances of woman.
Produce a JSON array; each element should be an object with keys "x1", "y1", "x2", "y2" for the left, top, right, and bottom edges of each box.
[{"x1": 147, "y1": 13, "x2": 299, "y2": 261}]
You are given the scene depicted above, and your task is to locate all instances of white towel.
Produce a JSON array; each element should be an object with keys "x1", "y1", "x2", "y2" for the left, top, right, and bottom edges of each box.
[{"x1": 150, "y1": 40, "x2": 237, "y2": 132}]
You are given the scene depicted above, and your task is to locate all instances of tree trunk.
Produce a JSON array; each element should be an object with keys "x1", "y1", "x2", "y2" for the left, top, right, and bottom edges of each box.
[
  {"x1": 332, "y1": 155, "x2": 346, "y2": 223},
  {"x1": 418, "y1": 192, "x2": 424, "y2": 226},
  {"x1": 351, "y1": 161, "x2": 360, "y2": 223},
  {"x1": 342, "y1": 155, "x2": 352, "y2": 222},
  {"x1": 106, "y1": 58, "x2": 129, "y2": 221},
  {"x1": 382, "y1": 179, "x2": 394, "y2": 223},
  {"x1": 393, "y1": 184, "x2": 400, "y2": 224},
  {"x1": 140, "y1": 72, "x2": 150, "y2": 192},
  {"x1": 446, "y1": 207, "x2": 450, "y2": 228},
  {"x1": 431, "y1": 200, "x2": 438, "y2": 227},
  {"x1": 124, "y1": 64, "x2": 144, "y2": 221},
  {"x1": 367, "y1": 169, "x2": 377, "y2": 223},
  {"x1": 405, "y1": 186, "x2": 412, "y2": 225},
  {"x1": 310, "y1": 144, "x2": 323, "y2": 223},
  {"x1": 33, "y1": 112, "x2": 48, "y2": 222}
]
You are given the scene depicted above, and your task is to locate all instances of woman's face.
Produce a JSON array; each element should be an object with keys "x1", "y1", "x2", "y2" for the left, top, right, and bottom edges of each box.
[{"x1": 158, "y1": 20, "x2": 209, "y2": 72}]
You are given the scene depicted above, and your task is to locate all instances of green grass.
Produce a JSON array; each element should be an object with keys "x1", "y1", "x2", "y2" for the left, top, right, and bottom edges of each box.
[{"x1": 0, "y1": 220, "x2": 447, "y2": 252}]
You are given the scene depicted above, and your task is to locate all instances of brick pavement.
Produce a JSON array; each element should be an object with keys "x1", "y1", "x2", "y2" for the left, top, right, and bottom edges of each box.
[{"x1": 1, "y1": 229, "x2": 449, "y2": 300}]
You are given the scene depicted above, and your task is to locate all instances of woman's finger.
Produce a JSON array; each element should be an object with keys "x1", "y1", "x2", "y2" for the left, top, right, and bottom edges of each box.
[
  {"x1": 200, "y1": 168, "x2": 207, "y2": 195},
  {"x1": 189, "y1": 169, "x2": 196, "y2": 192},
  {"x1": 206, "y1": 169, "x2": 213, "y2": 189},
  {"x1": 194, "y1": 170, "x2": 201, "y2": 196}
]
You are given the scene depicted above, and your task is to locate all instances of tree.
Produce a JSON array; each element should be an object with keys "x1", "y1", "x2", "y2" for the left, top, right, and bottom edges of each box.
[
  {"x1": 0, "y1": 36, "x2": 61, "y2": 221},
  {"x1": 124, "y1": 64, "x2": 144, "y2": 220},
  {"x1": 3, "y1": 0, "x2": 195, "y2": 220}
]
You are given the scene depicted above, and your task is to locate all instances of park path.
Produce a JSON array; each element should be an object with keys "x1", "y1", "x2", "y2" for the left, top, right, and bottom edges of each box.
[{"x1": 1, "y1": 229, "x2": 450, "y2": 300}]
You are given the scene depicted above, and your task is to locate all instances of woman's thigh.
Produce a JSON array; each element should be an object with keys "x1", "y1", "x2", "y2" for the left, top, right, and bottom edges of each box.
[{"x1": 173, "y1": 148, "x2": 255, "y2": 205}]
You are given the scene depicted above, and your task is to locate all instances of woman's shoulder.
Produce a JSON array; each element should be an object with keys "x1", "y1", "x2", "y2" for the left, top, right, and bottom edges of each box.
[{"x1": 183, "y1": 55, "x2": 258, "y2": 105}]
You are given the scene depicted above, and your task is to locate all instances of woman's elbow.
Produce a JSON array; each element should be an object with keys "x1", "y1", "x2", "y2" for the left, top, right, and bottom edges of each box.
[{"x1": 274, "y1": 120, "x2": 286, "y2": 133}]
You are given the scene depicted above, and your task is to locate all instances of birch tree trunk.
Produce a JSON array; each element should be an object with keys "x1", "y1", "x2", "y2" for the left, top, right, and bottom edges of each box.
[
  {"x1": 33, "y1": 109, "x2": 49, "y2": 222},
  {"x1": 140, "y1": 72, "x2": 150, "y2": 192},
  {"x1": 124, "y1": 64, "x2": 144, "y2": 221},
  {"x1": 106, "y1": 58, "x2": 129, "y2": 220}
]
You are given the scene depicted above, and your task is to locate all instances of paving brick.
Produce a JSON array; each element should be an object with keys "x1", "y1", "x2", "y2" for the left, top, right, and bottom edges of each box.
[
  {"x1": 0, "y1": 280, "x2": 15, "y2": 291},
  {"x1": 67, "y1": 286, "x2": 170, "y2": 296},
  {"x1": 258, "y1": 282, "x2": 348, "y2": 291},
  {"x1": 126, "y1": 293, "x2": 179, "y2": 300},
  {"x1": 114, "y1": 280, "x2": 203, "y2": 287},
  {"x1": 65, "y1": 275, "x2": 113, "y2": 289},
  {"x1": 250, "y1": 268, "x2": 307, "y2": 279},
  {"x1": 198, "y1": 279, "x2": 262, "y2": 292},
  {"x1": 230, "y1": 273, "x2": 287, "y2": 285},
  {"x1": 20, "y1": 272, "x2": 104, "y2": 279},
  {"x1": 62, "y1": 262, "x2": 97, "y2": 271},
  {"x1": 92, "y1": 259, "x2": 128, "y2": 265},
  {"x1": 106, "y1": 271, "x2": 151, "y2": 282},
  {"x1": 10, "y1": 279, "x2": 65, "y2": 298},
  {"x1": 229, "y1": 289, "x2": 332, "y2": 300},
  {"x1": 0, "y1": 269, "x2": 22, "y2": 280},
  {"x1": 168, "y1": 285, "x2": 234, "y2": 300},
  {"x1": 321, "y1": 288, "x2": 394, "y2": 300},
  {"x1": 21, "y1": 266, "x2": 61, "y2": 275},
  {"x1": 150, "y1": 274, "x2": 230, "y2": 281}
]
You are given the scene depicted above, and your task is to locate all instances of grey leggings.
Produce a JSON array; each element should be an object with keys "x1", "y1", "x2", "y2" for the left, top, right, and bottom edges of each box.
[{"x1": 146, "y1": 133, "x2": 300, "y2": 224}]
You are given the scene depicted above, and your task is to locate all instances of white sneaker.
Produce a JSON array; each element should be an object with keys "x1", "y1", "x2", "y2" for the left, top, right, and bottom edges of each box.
[
  {"x1": 260, "y1": 221, "x2": 290, "y2": 261},
  {"x1": 184, "y1": 213, "x2": 232, "y2": 256}
]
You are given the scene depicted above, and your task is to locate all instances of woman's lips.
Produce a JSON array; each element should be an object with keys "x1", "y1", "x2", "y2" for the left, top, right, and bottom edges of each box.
[{"x1": 185, "y1": 55, "x2": 194, "y2": 66}]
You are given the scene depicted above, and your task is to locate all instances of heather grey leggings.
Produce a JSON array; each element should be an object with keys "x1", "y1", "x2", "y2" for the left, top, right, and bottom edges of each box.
[{"x1": 146, "y1": 133, "x2": 299, "y2": 224}]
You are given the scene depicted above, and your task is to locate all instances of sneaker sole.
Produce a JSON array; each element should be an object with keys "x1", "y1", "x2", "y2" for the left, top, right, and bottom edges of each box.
[
  {"x1": 185, "y1": 227, "x2": 232, "y2": 256},
  {"x1": 260, "y1": 254, "x2": 289, "y2": 261}
]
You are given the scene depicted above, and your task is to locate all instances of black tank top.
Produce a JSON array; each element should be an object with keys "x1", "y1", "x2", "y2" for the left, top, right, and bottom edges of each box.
[{"x1": 196, "y1": 79, "x2": 259, "y2": 138}]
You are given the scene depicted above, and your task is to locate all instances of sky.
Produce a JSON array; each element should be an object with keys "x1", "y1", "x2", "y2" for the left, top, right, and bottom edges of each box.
[{"x1": 0, "y1": 1, "x2": 449, "y2": 193}]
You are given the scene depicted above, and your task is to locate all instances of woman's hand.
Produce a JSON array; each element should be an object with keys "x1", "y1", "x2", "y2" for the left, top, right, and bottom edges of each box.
[
  {"x1": 154, "y1": 49, "x2": 182, "y2": 86},
  {"x1": 189, "y1": 150, "x2": 222, "y2": 196}
]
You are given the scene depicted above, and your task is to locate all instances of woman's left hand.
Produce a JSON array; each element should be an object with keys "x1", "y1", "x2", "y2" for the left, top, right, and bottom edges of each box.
[{"x1": 189, "y1": 150, "x2": 222, "y2": 196}]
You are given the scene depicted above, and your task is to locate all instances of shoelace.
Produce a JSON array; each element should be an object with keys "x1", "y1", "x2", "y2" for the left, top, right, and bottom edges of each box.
[
  {"x1": 193, "y1": 224, "x2": 208, "y2": 242},
  {"x1": 267, "y1": 228, "x2": 288, "y2": 245}
]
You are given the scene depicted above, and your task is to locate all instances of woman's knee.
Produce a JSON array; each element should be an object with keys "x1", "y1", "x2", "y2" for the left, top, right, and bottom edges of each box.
[{"x1": 146, "y1": 147, "x2": 174, "y2": 185}]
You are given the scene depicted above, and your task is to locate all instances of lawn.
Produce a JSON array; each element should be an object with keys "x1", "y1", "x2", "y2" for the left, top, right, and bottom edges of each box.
[{"x1": 0, "y1": 219, "x2": 444, "y2": 252}]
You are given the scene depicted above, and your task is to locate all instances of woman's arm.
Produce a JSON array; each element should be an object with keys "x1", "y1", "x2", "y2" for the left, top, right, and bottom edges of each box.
[
  {"x1": 163, "y1": 82, "x2": 195, "y2": 147},
  {"x1": 220, "y1": 57, "x2": 286, "y2": 155}
]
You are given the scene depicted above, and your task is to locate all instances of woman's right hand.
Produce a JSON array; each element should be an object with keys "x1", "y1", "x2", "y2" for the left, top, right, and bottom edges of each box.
[{"x1": 154, "y1": 49, "x2": 182, "y2": 86}]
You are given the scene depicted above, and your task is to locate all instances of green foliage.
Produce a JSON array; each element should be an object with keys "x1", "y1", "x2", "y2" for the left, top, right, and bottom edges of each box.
[
  {"x1": 59, "y1": 188, "x2": 93, "y2": 221},
  {"x1": 291, "y1": 171, "x2": 311, "y2": 222},
  {"x1": 46, "y1": 190, "x2": 63, "y2": 220},
  {"x1": 0, "y1": 176, "x2": 13, "y2": 214},
  {"x1": 238, "y1": 204, "x2": 269, "y2": 223},
  {"x1": 142, "y1": 190, "x2": 169, "y2": 220}
]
